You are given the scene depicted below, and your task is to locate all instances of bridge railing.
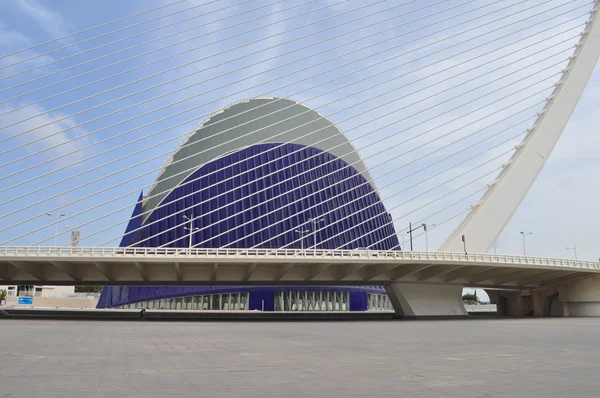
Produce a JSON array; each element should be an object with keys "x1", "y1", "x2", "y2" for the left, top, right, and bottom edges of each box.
[{"x1": 0, "y1": 246, "x2": 598, "y2": 270}]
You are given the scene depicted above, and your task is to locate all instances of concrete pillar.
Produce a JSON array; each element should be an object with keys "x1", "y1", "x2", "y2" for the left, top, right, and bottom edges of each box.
[
  {"x1": 487, "y1": 290, "x2": 534, "y2": 317},
  {"x1": 493, "y1": 277, "x2": 600, "y2": 317},
  {"x1": 385, "y1": 283, "x2": 467, "y2": 318},
  {"x1": 532, "y1": 291, "x2": 544, "y2": 317},
  {"x1": 557, "y1": 276, "x2": 600, "y2": 316}
]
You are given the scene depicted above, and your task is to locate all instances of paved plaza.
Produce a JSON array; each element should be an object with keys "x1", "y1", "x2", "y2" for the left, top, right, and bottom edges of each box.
[{"x1": 1, "y1": 318, "x2": 600, "y2": 397}]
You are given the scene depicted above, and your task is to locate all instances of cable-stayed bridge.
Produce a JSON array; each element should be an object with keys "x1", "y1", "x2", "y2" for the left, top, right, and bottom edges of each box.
[{"x1": 0, "y1": 0, "x2": 598, "y2": 316}]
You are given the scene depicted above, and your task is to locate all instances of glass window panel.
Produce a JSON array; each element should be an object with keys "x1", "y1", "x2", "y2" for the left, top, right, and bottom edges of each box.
[
  {"x1": 241, "y1": 293, "x2": 248, "y2": 311},
  {"x1": 231, "y1": 293, "x2": 238, "y2": 310},
  {"x1": 223, "y1": 293, "x2": 230, "y2": 310}
]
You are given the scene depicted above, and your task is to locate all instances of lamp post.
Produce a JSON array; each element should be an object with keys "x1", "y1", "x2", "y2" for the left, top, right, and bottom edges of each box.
[
  {"x1": 308, "y1": 217, "x2": 325, "y2": 249},
  {"x1": 421, "y1": 223, "x2": 436, "y2": 252},
  {"x1": 493, "y1": 240, "x2": 498, "y2": 254},
  {"x1": 47, "y1": 212, "x2": 65, "y2": 246},
  {"x1": 566, "y1": 244, "x2": 578, "y2": 261},
  {"x1": 520, "y1": 229, "x2": 533, "y2": 256},
  {"x1": 183, "y1": 213, "x2": 199, "y2": 248},
  {"x1": 295, "y1": 228, "x2": 309, "y2": 250},
  {"x1": 406, "y1": 222, "x2": 426, "y2": 251}
]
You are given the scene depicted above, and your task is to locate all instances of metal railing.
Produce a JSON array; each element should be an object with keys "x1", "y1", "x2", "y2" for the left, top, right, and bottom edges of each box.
[{"x1": 0, "y1": 246, "x2": 598, "y2": 270}]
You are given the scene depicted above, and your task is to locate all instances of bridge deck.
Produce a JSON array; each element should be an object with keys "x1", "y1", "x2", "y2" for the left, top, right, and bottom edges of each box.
[{"x1": 0, "y1": 247, "x2": 598, "y2": 288}]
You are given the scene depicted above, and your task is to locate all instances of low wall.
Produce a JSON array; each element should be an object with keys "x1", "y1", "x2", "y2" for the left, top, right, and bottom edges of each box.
[
  {"x1": 0, "y1": 308, "x2": 396, "y2": 321},
  {"x1": 2, "y1": 296, "x2": 99, "y2": 309}
]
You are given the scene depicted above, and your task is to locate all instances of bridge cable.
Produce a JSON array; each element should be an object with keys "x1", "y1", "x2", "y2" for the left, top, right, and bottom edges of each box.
[
  {"x1": 8, "y1": 17, "x2": 580, "y2": 246},
  {"x1": 0, "y1": 1, "x2": 592, "y2": 247},
  {"x1": 0, "y1": 14, "x2": 580, "y2": 247},
  {"x1": 0, "y1": 1, "x2": 579, "y2": 195},
  {"x1": 0, "y1": 0, "x2": 185, "y2": 60}
]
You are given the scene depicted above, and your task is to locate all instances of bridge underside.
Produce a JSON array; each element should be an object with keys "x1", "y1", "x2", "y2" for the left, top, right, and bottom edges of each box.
[{"x1": 0, "y1": 255, "x2": 595, "y2": 289}]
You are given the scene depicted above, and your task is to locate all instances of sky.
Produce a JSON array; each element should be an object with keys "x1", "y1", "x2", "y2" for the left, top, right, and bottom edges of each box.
[{"x1": 0, "y1": 0, "x2": 598, "y2": 268}]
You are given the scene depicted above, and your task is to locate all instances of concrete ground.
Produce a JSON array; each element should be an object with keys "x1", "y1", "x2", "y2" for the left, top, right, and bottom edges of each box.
[{"x1": 0, "y1": 318, "x2": 599, "y2": 397}]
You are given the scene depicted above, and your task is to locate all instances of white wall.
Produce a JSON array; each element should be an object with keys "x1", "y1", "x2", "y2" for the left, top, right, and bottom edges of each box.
[
  {"x1": 40, "y1": 285, "x2": 75, "y2": 298},
  {"x1": 0, "y1": 285, "x2": 75, "y2": 298}
]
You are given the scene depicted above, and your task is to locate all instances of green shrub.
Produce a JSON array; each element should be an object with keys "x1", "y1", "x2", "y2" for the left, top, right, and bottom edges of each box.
[
  {"x1": 462, "y1": 292, "x2": 478, "y2": 303},
  {"x1": 74, "y1": 286, "x2": 103, "y2": 293}
]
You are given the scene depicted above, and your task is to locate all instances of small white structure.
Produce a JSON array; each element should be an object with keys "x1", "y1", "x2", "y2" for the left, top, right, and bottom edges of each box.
[{"x1": 0, "y1": 284, "x2": 74, "y2": 298}]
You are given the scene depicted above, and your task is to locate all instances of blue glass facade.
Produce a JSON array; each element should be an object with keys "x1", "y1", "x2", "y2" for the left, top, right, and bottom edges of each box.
[
  {"x1": 97, "y1": 285, "x2": 388, "y2": 311},
  {"x1": 98, "y1": 143, "x2": 399, "y2": 310}
]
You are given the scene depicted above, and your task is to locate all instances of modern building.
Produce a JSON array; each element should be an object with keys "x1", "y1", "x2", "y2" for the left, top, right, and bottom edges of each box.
[
  {"x1": 0, "y1": 285, "x2": 74, "y2": 299},
  {"x1": 97, "y1": 97, "x2": 400, "y2": 311}
]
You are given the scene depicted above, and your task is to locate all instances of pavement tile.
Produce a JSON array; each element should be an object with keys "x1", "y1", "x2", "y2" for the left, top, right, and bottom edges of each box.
[{"x1": 2, "y1": 318, "x2": 600, "y2": 397}]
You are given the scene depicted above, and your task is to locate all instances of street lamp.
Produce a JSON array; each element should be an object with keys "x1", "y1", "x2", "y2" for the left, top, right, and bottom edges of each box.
[
  {"x1": 421, "y1": 223, "x2": 436, "y2": 252},
  {"x1": 47, "y1": 212, "x2": 65, "y2": 246},
  {"x1": 183, "y1": 213, "x2": 199, "y2": 248},
  {"x1": 295, "y1": 228, "x2": 309, "y2": 250},
  {"x1": 493, "y1": 240, "x2": 498, "y2": 255},
  {"x1": 406, "y1": 222, "x2": 426, "y2": 251},
  {"x1": 520, "y1": 229, "x2": 533, "y2": 256},
  {"x1": 566, "y1": 244, "x2": 578, "y2": 261},
  {"x1": 308, "y1": 217, "x2": 325, "y2": 249}
]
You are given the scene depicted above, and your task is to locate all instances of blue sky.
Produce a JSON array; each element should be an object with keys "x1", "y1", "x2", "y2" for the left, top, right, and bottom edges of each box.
[{"x1": 0, "y1": 0, "x2": 597, "y2": 264}]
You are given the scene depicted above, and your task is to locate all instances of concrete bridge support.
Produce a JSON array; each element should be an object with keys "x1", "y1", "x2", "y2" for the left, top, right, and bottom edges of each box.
[
  {"x1": 487, "y1": 290, "x2": 537, "y2": 317},
  {"x1": 488, "y1": 276, "x2": 600, "y2": 317},
  {"x1": 385, "y1": 283, "x2": 468, "y2": 318},
  {"x1": 488, "y1": 289, "x2": 564, "y2": 317},
  {"x1": 555, "y1": 276, "x2": 600, "y2": 316}
]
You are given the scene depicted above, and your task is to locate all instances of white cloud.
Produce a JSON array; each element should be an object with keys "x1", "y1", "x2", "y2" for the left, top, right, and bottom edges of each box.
[
  {"x1": 14, "y1": 0, "x2": 70, "y2": 39},
  {"x1": 0, "y1": 22, "x2": 31, "y2": 47}
]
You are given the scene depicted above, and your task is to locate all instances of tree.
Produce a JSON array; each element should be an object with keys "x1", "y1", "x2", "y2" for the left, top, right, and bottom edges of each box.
[
  {"x1": 462, "y1": 291, "x2": 478, "y2": 303},
  {"x1": 0, "y1": 289, "x2": 6, "y2": 303},
  {"x1": 75, "y1": 286, "x2": 103, "y2": 293}
]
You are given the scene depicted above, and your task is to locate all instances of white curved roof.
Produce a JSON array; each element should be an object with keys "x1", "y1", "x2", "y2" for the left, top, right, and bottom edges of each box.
[{"x1": 144, "y1": 97, "x2": 375, "y2": 218}]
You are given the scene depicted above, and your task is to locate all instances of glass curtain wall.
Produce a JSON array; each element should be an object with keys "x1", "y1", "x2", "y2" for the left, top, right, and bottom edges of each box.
[
  {"x1": 119, "y1": 292, "x2": 249, "y2": 310},
  {"x1": 367, "y1": 293, "x2": 394, "y2": 311},
  {"x1": 274, "y1": 290, "x2": 350, "y2": 311}
]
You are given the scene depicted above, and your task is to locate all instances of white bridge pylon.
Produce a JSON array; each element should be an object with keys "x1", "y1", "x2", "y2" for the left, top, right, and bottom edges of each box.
[
  {"x1": 0, "y1": 247, "x2": 598, "y2": 288},
  {"x1": 444, "y1": 1, "x2": 600, "y2": 252}
]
